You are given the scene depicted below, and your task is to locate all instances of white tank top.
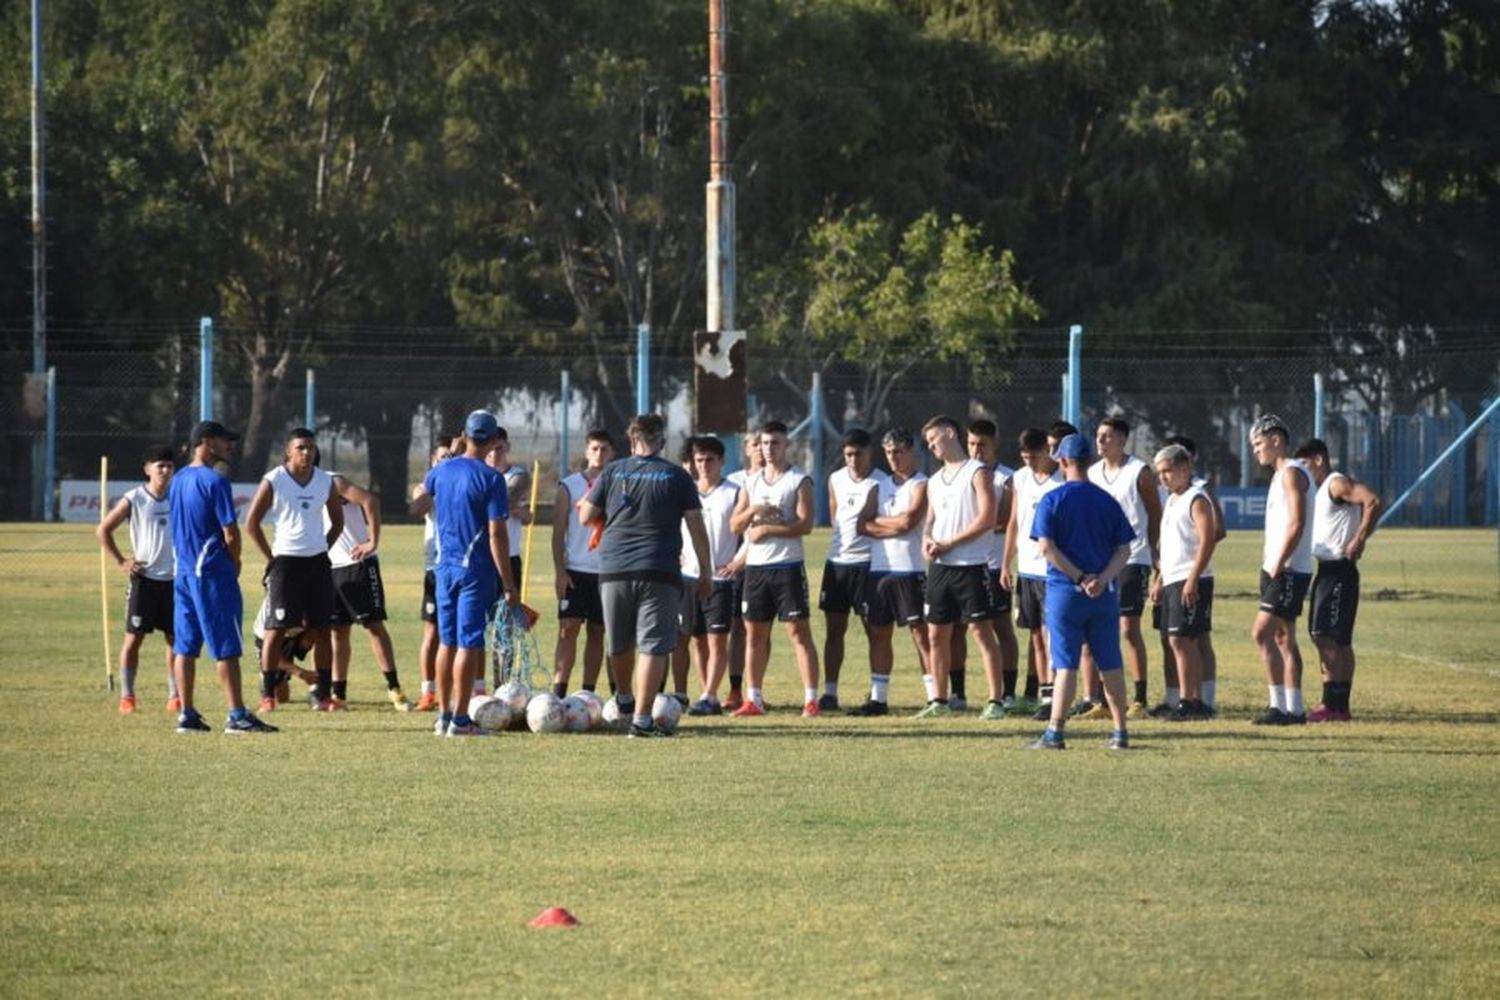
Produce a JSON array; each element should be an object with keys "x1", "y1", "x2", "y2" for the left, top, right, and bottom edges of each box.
[
  {"x1": 1159, "y1": 485, "x2": 1215, "y2": 585},
  {"x1": 682, "y1": 479, "x2": 741, "y2": 579},
  {"x1": 985, "y1": 465, "x2": 1013, "y2": 571},
  {"x1": 263, "y1": 466, "x2": 334, "y2": 557},
  {"x1": 927, "y1": 458, "x2": 990, "y2": 567},
  {"x1": 1088, "y1": 455, "x2": 1152, "y2": 566},
  {"x1": 422, "y1": 512, "x2": 437, "y2": 572},
  {"x1": 746, "y1": 466, "x2": 808, "y2": 566},
  {"x1": 503, "y1": 464, "x2": 527, "y2": 555},
  {"x1": 827, "y1": 467, "x2": 888, "y2": 565},
  {"x1": 326, "y1": 494, "x2": 369, "y2": 568},
  {"x1": 125, "y1": 485, "x2": 175, "y2": 580},
  {"x1": 1013, "y1": 466, "x2": 1064, "y2": 578},
  {"x1": 1263, "y1": 459, "x2": 1315, "y2": 575},
  {"x1": 870, "y1": 473, "x2": 927, "y2": 573},
  {"x1": 1312, "y1": 472, "x2": 1360, "y2": 561},
  {"x1": 560, "y1": 471, "x2": 602, "y2": 573}
]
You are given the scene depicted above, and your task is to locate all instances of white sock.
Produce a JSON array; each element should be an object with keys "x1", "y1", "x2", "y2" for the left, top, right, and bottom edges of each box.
[
  {"x1": 823, "y1": 681, "x2": 838, "y2": 698},
  {"x1": 1202, "y1": 681, "x2": 1216, "y2": 707},
  {"x1": 1165, "y1": 687, "x2": 1180, "y2": 708},
  {"x1": 804, "y1": 687, "x2": 818, "y2": 704},
  {"x1": 748, "y1": 686, "x2": 764, "y2": 706},
  {"x1": 1286, "y1": 687, "x2": 1304, "y2": 715},
  {"x1": 699, "y1": 691, "x2": 718, "y2": 704},
  {"x1": 166, "y1": 671, "x2": 179, "y2": 698},
  {"x1": 421, "y1": 680, "x2": 435, "y2": 695},
  {"x1": 922, "y1": 674, "x2": 938, "y2": 700},
  {"x1": 1270, "y1": 685, "x2": 1286, "y2": 711},
  {"x1": 870, "y1": 675, "x2": 890, "y2": 703},
  {"x1": 121, "y1": 667, "x2": 137, "y2": 698}
]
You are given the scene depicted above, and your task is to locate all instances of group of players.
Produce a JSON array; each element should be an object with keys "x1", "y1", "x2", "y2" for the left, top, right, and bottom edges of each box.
[{"x1": 101, "y1": 406, "x2": 1380, "y2": 743}]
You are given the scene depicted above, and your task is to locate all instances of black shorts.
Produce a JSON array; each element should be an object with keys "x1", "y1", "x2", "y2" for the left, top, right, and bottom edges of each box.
[
  {"x1": 421, "y1": 570, "x2": 438, "y2": 624},
  {"x1": 264, "y1": 553, "x2": 335, "y2": 629},
  {"x1": 861, "y1": 572, "x2": 925, "y2": 628},
  {"x1": 680, "y1": 579, "x2": 736, "y2": 636},
  {"x1": 730, "y1": 575, "x2": 744, "y2": 621},
  {"x1": 988, "y1": 570, "x2": 1013, "y2": 616},
  {"x1": 1162, "y1": 578, "x2": 1214, "y2": 637},
  {"x1": 1151, "y1": 601, "x2": 1163, "y2": 632},
  {"x1": 820, "y1": 561, "x2": 870, "y2": 616},
  {"x1": 558, "y1": 570, "x2": 604, "y2": 624},
  {"x1": 924, "y1": 563, "x2": 995, "y2": 625},
  {"x1": 125, "y1": 575, "x2": 174, "y2": 635},
  {"x1": 1015, "y1": 576, "x2": 1047, "y2": 630},
  {"x1": 742, "y1": 564, "x2": 811, "y2": 623},
  {"x1": 1259, "y1": 569, "x2": 1312, "y2": 621},
  {"x1": 1117, "y1": 564, "x2": 1149, "y2": 618},
  {"x1": 329, "y1": 556, "x2": 387, "y2": 627},
  {"x1": 1309, "y1": 559, "x2": 1360, "y2": 645}
]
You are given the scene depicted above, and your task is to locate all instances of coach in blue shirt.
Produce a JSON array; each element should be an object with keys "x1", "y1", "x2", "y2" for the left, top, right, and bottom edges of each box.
[{"x1": 1028, "y1": 433, "x2": 1134, "y2": 750}]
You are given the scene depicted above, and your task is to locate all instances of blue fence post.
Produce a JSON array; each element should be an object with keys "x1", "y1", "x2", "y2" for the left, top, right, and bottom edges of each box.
[
  {"x1": 810, "y1": 372, "x2": 828, "y2": 527},
  {"x1": 43, "y1": 366, "x2": 56, "y2": 521},
  {"x1": 1313, "y1": 374, "x2": 1325, "y2": 441},
  {"x1": 1379, "y1": 396, "x2": 1500, "y2": 528},
  {"x1": 1420, "y1": 413, "x2": 1438, "y2": 525},
  {"x1": 635, "y1": 323, "x2": 650, "y2": 414},
  {"x1": 559, "y1": 369, "x2": 572, "y2": 476},
  {"x1": 304, "y1": 369, "x2": 316, "y2": 431},
  {"x1": 1447, "y1": 402, "x2": 1467, "y2": 525},
  {"x1": 1487, "y1": 398, "x2": 1498, "y2": 526},
  {"x1": 199, "y1": 317, "x2": 214, "y2": 421},
  {"x1": 1066, "y1": 324, "x2": 1083, "y2": 430}
]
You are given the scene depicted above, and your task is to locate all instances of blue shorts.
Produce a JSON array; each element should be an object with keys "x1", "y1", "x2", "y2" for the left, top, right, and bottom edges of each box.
[
  {"x1": 1044, "y1": 582, "x2": 1123, "y2": 672},
  {"x1": 435, "y1": 565, "x2": 498, "y2": 650},
  {"x1": 172, "y1": 569, "x2": 244, "y2": 661}
]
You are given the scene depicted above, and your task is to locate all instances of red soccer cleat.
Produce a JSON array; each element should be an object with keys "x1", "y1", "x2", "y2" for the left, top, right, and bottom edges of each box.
[
  {"x1": 415, "y1": 691, "x2": 438, "y2": 712},
  {"x1": 730, "y1": 699, "x2": 765, "y2": 718},
  {"x1": 258, "y1": 696, "x2": 277, "y2": 714},
  {"x1": 802, "y1": 700, "x2": 821, "y2": 718},
  {"x1": 118, "y1": 695, "x2": 137, "y2": 715},
  {"x1": 165, "y1": 696, "x2": 182, "y2": 713}
]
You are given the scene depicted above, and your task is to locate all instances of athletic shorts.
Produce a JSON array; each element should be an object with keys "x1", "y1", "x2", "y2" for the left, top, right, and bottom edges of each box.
[
  {"x1": 988, "y1": 570, "x2": 1013, "y2": 617},
  {"x1": 1162, "y1": 578, "x2": 1214, "y2": 638},
  {"x1": 558, "y1": 570, "x2": 604, "y2": 624},
  {"x1": 601, "y1": 577, "x2": 682, "y2": 656},
  {"x1": 730, "y1": 575, "x2": 745, "y2": 620},
  {"x1": 329, "y1": 556, "x2": 387, "y2": 627},
  {"x1": 264, "y1": 553, "x2": 335, "y2": 630},
  {"x1": 861, "y1": 572, "x2": 925, "y2": 628},
  {"x1": 924, "y1": 563, "x2": 995, "y2": 625},
  {"x1": 1045, "y1": 582, "x2": 1122, "y2": 672},
  {"x1": 1117, "y1": 564, "x2": 1149, "y2": 618},
  {"x1": 435, "y1": 565, "x2": 499, "y2": 649},
  {"x1": 1015, "y1": 576, "x2": 1048, "y2": 630},
  {"x1": 1259, "y1": 569, "x2": 1312, "y2": 620},
  {"x1": 172, "y1": 569, "x2": 243, "y2": 661},
  {"x1": 125, "y1": 575, "x2": 174, "y2": 636},
  {"x1": 421, "y1": 570, "x2": 438, "y2": 624},
  {"x1": 820, "y1": 561, "x2": 870, "y2": 616},
  {"x1": 1309, "y1": 559, "x2": 1360, "y2": 646},
  {"x1": 742, "y1": 564, "x2": 811, "y2": 623},
  {"x1": 679, "y1": 579, "x2": 735, "y2": 636},
  {"x1": 1151, "y1": 601, "x2": 1164, "y2": 633}
]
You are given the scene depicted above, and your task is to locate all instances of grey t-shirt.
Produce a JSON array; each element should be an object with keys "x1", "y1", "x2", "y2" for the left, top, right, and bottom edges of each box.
[{"x1": 585, "y1": 455, "x2": 701, "y2": 580}]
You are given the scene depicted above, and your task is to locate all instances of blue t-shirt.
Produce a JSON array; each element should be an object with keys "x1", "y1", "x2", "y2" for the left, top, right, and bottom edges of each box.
[
  {"x1": 423, "y1": 456, "x2": 509, "y2": 575},
  {"x1": 169, "y1": 464, "x2": 238, "y2": 576},
  {"x1": 1031, "y1": 480, "x2": 1135, "y2": 587},
  {"x1": 584, "y1": 455, "x2": 701, "y2": 578}
]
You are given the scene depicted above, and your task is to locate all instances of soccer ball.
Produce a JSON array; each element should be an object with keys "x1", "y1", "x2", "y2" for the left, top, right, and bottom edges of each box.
[
  {"x1": 472, "y1": 695, "x2": 512, "y2": 733},
  {"x1": 560, "y1": 696, "x2": 591, "y2": 733},
  {"x1": 652, "y1": 693, "x2": 683, "y2": 735},
  {"x1": 526, "y1": 692, "x2": 565, "y2": 733},
  {"x1": 496, "y1": 681, "x2": 531, "y2": 730},
  {"x1": 600, "y1": 696, "x2": 624, "y2": 729},
  {"x1": 573, "y1": 689, "x2": 604, "y2": 728}
]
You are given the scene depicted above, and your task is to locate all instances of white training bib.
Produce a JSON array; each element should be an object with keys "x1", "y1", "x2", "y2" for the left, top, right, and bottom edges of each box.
[
  {"x1": 1088, "y1": 455, "x2": 1153, "y2": 566},
  {"x1": 1263, "y1": 459, "x2": 1315, "y2": 575},
  {"x1": 870, "y1": 473, "x2": 927, "y2": 573},
  {"x1": 827, "y1": 466, "x2": 888, "y2": 565},
  {"x1": 985, "y1": 464, "x2": 1014, "y2": 571},
  {"x1": 927, "y1": 458, "x2": 990, "y2": 567},
  {"x1": 560, "y1": 471, "x2": 603, "y2": 573},
  {"x1": 503, "y1": 464, "x2": 527, "y2": 556},
  {"x1": 746, "y1": 466, "x2": 808, "y2": 567},
  {"x1": 125, "y1": 485, "x2": 175, "y2": 580},
  {"x1": 1312, "y1": 472, "x2": 1360, "y2": 561},
  {"x1": 263, "y1": 466, "x2": 334, "y2": 557},
  {"x1": 682, "y1": 479, "x2": 741, "y2": 579},
  {"x1": 1013, "y1": 466, "x2": 1064, "y2": 579},
  {"x1": 1160, "y1": 485, "x2": 1215, "y2": 585}
]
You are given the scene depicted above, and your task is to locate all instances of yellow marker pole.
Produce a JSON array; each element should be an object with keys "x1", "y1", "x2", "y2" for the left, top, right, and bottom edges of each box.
[
  {"x1": 100, "y1": 456, "x2": 114, "y2": 691},
  {"x1": 520, "y1": 459, "x2": 541, "y2": 606}
]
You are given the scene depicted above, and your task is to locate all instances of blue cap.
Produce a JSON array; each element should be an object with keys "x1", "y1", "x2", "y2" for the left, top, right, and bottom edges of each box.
[
  {"x1": 464, "y1": 409, "x2": 499, "y2": 443},
  {"x1": 1051, "y1": 433, "x2": 1092, "y2": 462}
]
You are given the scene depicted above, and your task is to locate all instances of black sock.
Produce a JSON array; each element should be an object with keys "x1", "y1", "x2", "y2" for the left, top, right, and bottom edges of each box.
[
  {"x1": 553, "y1": 681, "x2": 566, "y2": 698},
  {"x1": 260, "y1": 671, "x2": 277, "y2": 699},
  {"x1": 1024, "y1": 673, "x2": 1039, "y2": 699},
  {"x1": 582, "y1": 683, "x2": 595, "y2": 693},
  {"x1": 951, "y1": 669, "x2": 966, "y2": 699},
  {"x1": 384, "y1": 669, "x2": 401, "y2": 691},
  {"x1": 1040, "y1": 683, "x2": 1054, "y2": 703},
  {"x1": 1329, "y1": 682, "x2": 1352, "y2": 712},
  {"x1": 332, "y1": 679, "x2": 348, "y2": 700},
  {"x1": 1002, "y1": 670, "x2": 1018, "y2": 699},
  {"x1": 1134, "y1": 680, "x2": 1147, "y2": 704},
  {"x1": 315, "y1": 668, "x2": 332, "y2": 701},
  {"x1": 729, "y1": 673, "x2": 744, "y2": 694},
  {"x1": 618, "y1": 694, "x2": 635, "y2": 712},
  {"x1": 1321, "y1": 681, "x2": 1333, "y2": 707}
]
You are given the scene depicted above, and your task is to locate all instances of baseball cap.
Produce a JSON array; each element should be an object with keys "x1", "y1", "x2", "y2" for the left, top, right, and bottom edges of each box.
[
  {"x1": 1050, "y1": 433, "x2": 1092, "y2": 462},
  {"x1": 464, "y1": 409, "x2": 500, "y2": 443},
  {"x1": 189, "y1": 420, "x2": 240, "y2": 446}
]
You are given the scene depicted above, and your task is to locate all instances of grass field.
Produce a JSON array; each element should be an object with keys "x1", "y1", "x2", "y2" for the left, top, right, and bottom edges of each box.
[{"x1": 2, "y1": 523, "x2": 1498, "y2": 998}]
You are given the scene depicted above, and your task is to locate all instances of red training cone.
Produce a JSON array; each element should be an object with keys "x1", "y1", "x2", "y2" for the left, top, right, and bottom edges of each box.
[{"x1": 528, "y1": 906, "x2": 580, "y2": 929}]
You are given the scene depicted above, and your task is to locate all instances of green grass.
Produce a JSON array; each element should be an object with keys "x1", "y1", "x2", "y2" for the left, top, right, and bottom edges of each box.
[{"x1": 2, "y1": 525, "x2": 1498, "y2": 998}]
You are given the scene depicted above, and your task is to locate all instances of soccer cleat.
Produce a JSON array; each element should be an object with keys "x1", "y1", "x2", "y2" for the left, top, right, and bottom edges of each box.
[
  {"x1": 629, "y1": 723, "x2": 672, "y2": 739},
  {"x1": 1010, "y1": 697, "x2": 1039, "y2": 716},
  {"x1": 119, "y1": 695, "x2": 137, "y2": 714},
  {"x1": 846, "y1": 700, "x2": 889, "y2": 717},
  {"x1": 1282, "y1": 712, "x2": 1307, "y2": 725},
  {"x1": 1027, "y1": 730, "x2": 1066, "y2": 751},
  {"x1": 330, "y1": 696, "x2": 348, "y2": 711},
  {"x1": 1000, "y1": 695, "x2": 1017, "y2": 710},
  {"x1": 257, "y1": 696, "x2": 277, "y2": 714},
  {"x1": 673, "y1": 693, "x2": 690, "y2": 709},
  {"x1": 388, "y1": 688, "x2": 412, "y2": 712},
  {"x1": 1251, "y1": 707, "x2": 1289, "y2": 726},
  {"x1": 948, "y1": 696, "x2": 968, "y2": 713},
  {"x1": 687, "y1": 698, "x2": 722, "y2": 716},
  {"x1": 415, "y1": 691, "x2": 438, "y2": 712},
  {"x1": 817, "y1": 693, "x2": 840, "y2": 712},
  {"x1": 723, "y1": 691, "x2": 744, "y2": 712},
  {"x1": 175, "y1": 713, "x2": 211, "y2": 734},
  {"x1": 1147, "y1": 701, "x2": 1176, "y2": 719},
  {"x1": 978, "y1": 701, "x2": 1007, "y2": 721},
  {"x1": 165, "y1": 695, "x2": 183, "y2": 713},
  {"x1": 445, "y1": 720, "x2": 488, "y2": 737},
  {"x1": 433, "y1": 716, "x2": 449, "y2": 735},
  {"x1": 1067, "y1": 699, "x2": 1096, "y2": 718},
  {"x1": 1126, "y1": 701, "x2": 1150, "y2": 721},
  {"x1": 1308, "y1": 703, "x2": 1350, "y2": 723},
  {"x1": 1031, "y1": 701, "x2": 1054, "y2": 722},
  {"x1": 1106, "y1": 731, "x2": 1130, "y2": 750},
  {"x1": 731, "y1": 699, "x2": 766, "y2": 718},
  {"x1": 1079, "y1": 702, "x2": 1112, "y2": 721},
  {"x1": 912, "y1": 700, "x2": 953, "y2": 719},
  {"x1": 802, "y1": 701, "x2": 822, "y2": 718},
  {"x1": 224, "y1": 713, "x2": 279, "y2": 734},
  {"x1": 1167, "y1": 700, "x2": 1208, "y2": 722}
]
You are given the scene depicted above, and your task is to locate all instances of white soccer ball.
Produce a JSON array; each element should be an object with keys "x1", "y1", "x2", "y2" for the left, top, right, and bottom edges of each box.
[
  {"x1": 497, "y1": 681, "x2": 531, "y2": 730},
  {"x1": 526, "y1": 692, "x2": 565, "y2": 733},
  {"x1": 652, "y1": 693, "x2": 683, "y2": 735},
  {"x1": 601, "y1": 696, "x2": 624, "y2": 728},
  {"x1": 471, "y1": 695, "x2": 512, "y2": 733},
  {"x1": 560, "y1": 696, "x2": 591, "y2": 733},
  {"x1": 572, "y1": 689, "x2": 604, "y2": 727}
]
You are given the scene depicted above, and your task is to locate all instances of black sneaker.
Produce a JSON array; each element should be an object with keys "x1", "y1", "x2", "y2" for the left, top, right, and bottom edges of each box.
[
  {"x1": 1282, "y1": 712, "x2": 1307, "y2": 725},
  {"x1": 1105, "y1": 731, "x2": 1130, "y2": 750},
  {"x1": 175, "y1": 713, "x2": 211, "y2": 734},
  {"x1": 817, "y1": 693, "x2": 840, "y2": 712},
  {"x1": 1251, "y1": 707, "x2": 1289, "y2": 726},
  {"x1": 1067, "y1": 699, "x2": 1096, "y2": 719},
  {"x1": 1031, "y1": 701, "x2": 1054, "y2": 721},
  {"x1": 628, "y1": 723, "x2": 672, "y2": 739},
  {"x1": 1168, "y1": 700, "x2": 1209, "y2": 722},
  {"x1": 1146, "y1": 701, "x2": 1175, "y2": 719},
  {"x1": 225, "y1": 712, "x2": 279, "y2": 734},
  {"x1": 672, "y1": 693, "x2": 690, "y2": 709},
  {"x1": 846, "y1": 699, "x2": 889, "y2": 717}
]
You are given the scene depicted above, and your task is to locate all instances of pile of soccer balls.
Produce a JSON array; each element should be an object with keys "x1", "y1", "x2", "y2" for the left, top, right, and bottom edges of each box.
[{"x1": 465, "y1": 687, "x2": 682, "y2": 735}]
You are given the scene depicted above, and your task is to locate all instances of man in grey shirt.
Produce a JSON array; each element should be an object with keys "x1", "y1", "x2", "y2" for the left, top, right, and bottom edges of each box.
[{"x1": 581, "y1": 413, "x2": 712, "y2": 737}]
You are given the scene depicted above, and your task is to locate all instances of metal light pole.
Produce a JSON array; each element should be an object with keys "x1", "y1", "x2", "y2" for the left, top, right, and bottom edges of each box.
[{"x1": 31, "y1": 0, "x2": 48, "y2": 519}]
